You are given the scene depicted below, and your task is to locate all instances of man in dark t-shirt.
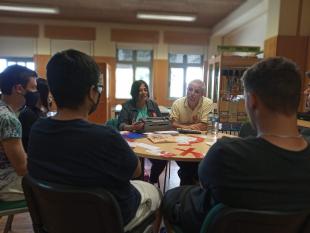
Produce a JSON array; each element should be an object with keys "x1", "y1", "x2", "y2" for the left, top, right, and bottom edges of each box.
[
  {"x1": 162, "y1": 57, "x2": 310, "y2": 233},
  {"x1": 28, "y1": 118, "x2": 141, "y2": 224},
  {"x1": 27, "y1": 49, "x2": 161, "y2": 231}
]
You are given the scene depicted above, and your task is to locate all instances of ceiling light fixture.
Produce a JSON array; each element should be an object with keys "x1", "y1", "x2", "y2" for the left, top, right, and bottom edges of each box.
[
  {"x1": 137, "y1": 12, "x2": 196, "y2": 22},
  {"x1": 0, "y1": 4, "x2": 59, "y2": 14}
]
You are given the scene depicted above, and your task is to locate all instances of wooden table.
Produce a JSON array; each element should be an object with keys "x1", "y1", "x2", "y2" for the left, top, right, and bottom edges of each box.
[
  {"x1": 127, "y1": 132, "x2": 235, "y2": 191},
  {"x1": 132, "y1": 134, "x2": 226, "y2": 162},
  {"x1": 298, "y1": 120, "x2": 310, "y2": 128}
]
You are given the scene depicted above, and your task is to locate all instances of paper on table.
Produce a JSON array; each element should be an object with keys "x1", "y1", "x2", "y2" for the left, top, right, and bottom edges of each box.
[
  {"x1": 127, "y1": 141, "x2": 138, "y2": 148},
  {"x1": 145, "y1": 149, "x2": 161, "y2": 155},
  {"x1": 154, "y1": 130, "x2": 179, "y2": 135},
  {"x1": 176, "y1": 136, "x2": 198, "y2": 144},
  {"x1": 205, "y1": 141, "x2": 216, "y2": 146},
  {"x1": 136, "y1": 142, "x2": 161, "y2": 151},
  {"x1": 138, "y1": 143, "x2": 162, "y2": 155}
]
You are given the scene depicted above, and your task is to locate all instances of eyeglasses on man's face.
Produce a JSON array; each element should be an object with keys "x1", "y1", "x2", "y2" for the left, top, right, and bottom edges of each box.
[{"x1": 96, "y1": 84, "x2": 103, "y2": 94}]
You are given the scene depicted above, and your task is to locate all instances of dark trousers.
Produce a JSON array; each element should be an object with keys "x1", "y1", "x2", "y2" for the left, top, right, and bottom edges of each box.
[
  {"x1": 176, "y1": 161, "x2": 199, "y2": 185},
  {"x1": 149, "y1": 159, "x2": 167, "y2": 184},
  {"x1": 161, "y1": 185, "x2": 210, "y2": 233}
]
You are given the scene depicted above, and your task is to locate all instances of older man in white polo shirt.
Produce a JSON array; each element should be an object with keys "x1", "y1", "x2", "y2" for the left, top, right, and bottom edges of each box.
[{"x1": 170, "y1": 79, "x2": 214, "y2": 185}]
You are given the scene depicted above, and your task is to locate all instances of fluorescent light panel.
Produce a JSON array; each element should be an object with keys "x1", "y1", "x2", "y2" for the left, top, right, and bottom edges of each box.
[
  {"x1": 137, "y1": 12, "x2": 196, "y2": 22},
  {"x1": 0, "y1": 4, "x2": 59, "y2": 14}
]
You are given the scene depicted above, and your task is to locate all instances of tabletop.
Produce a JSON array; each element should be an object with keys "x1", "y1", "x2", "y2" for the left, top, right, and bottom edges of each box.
[
  {"x1": 298, "y1": 120, "x2": 310, "y2": 128},
  {"x1": 126, "y1": 133, "x2": 236, "y2": 162}
]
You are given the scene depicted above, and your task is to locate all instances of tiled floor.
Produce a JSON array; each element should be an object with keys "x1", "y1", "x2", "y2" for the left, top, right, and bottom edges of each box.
[
  {"x1": 0, "y1": 160, "x2": 180, "y2": 233},
  {"x1": 0, "y1": 213, "x2": 33, "y2": 233}
]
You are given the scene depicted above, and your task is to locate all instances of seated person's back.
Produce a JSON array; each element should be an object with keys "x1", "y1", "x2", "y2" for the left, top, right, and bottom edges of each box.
[
  {"x1": 161, "y1": 57, "x2": 310, "y2": 233},
  {"x1": 28, "y1": 117, "x2": 140, "y2": 223},
  {"x1": 200, "y1": 136, "x2": 310, "y2": 211},
  {"x1": 27, "y1": 49, "x2": 161, "y2": 228}
]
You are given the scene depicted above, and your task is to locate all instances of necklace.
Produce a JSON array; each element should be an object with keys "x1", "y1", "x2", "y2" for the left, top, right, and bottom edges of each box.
[{"x1": 258, "y1": 133, "x2": 303, "y2": 139}]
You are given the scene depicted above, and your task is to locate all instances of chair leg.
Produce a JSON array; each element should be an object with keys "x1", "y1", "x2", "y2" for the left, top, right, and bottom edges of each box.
[
  {"x1": 168, "y1": 161, "x2": 171, "y2": 179},
  {"x1": 163, "y1": 164, "x2": 168, "y2": 193},
  {"x1": 3, "y1": 215, "x2": 14, "y2": 233}
]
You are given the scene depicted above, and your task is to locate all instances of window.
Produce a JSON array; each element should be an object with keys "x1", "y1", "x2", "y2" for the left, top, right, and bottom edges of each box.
[
  {"x1": 115, "y1": 49, "x2": 152, "y2": 99},
  {"x1": 168, "y1": 53, "x2": 204, "y2": 98},
  {"x1": 0, "y1": 57, "x2": 35, "y2": 73}
]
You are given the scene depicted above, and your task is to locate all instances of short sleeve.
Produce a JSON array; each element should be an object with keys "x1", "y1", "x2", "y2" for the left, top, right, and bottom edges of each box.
[
  {"x1": 105, "y1": 129, "x2": 138, "y2": 180},
  {"x1": 200, "y1": 99, "x2": 214, "y2": 123},
  {"x1": 0, "y1": 111, "x2": 22, "y2": 140},
  {"x1": 169, "y1": 101, "x2": 180, "y2": 121},
  {"x1": 198, "y1": 141, "x2": 227, "y2": 189}
]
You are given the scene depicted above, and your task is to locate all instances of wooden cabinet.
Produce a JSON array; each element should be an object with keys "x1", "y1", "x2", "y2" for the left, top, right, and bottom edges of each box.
[{"x1": 206, "y1": 55, "x2": 259, "y2": 130}]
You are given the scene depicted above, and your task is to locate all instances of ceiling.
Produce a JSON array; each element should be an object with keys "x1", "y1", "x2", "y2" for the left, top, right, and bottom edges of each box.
[{"x1": 0, "y1": 0, "x2": 246, "y2": 28}]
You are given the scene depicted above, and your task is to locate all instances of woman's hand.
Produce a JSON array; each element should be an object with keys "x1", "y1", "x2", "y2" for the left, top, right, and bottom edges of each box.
[{"x1": 132, "y1": 121, "x2": 144, "y2": 131}]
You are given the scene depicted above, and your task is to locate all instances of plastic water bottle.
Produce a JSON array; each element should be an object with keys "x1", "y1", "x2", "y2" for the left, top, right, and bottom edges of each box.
[{"x1": 212, "y1": 114, "x2": 219, "y2": 135}]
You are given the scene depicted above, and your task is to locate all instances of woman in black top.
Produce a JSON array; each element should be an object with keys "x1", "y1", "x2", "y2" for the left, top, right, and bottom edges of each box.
[
  {"x1": 118, "y1": 80, "x2": 167, "y2": 184},
  {"x1": 19, "y1": 78, "x2": 50, "y2": 151}
]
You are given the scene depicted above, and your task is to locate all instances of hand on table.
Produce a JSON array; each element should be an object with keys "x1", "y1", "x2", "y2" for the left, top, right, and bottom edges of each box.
[{"x1": 132, "y1": 121, "x2": 144, "y2": 131}]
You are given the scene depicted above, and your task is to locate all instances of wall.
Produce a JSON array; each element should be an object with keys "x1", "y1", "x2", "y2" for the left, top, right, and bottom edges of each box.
[
  {"x1": 0, "y1": 16, "x2": 210, "y2": 118},
  {"x1": 300, "y1": 0, "x2": 310, "y2": 36},
  {"x1": 208, "y1": 0, "x2": 268, "y2": 59},
  {"x1": 223, "y1": 13, "x2": 267, "y2": 50},
  {"x1": 265, "y1": 0, "x2": 310, "y2": 38},
  {"x1": 264, "y1": 0, "x2": 310, "y2": 111},
  {"x1": 265, "y1": 0, "x2": 280, "y2": 39}
]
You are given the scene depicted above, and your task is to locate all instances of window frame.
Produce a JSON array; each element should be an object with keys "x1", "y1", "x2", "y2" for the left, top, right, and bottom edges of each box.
[
  {"x1": 0, "y1": 57, "x2": 35, "y2": 73},
  {"x1": 115, "y1": 49, "x2": 153, "y2": 99},
  {"x1": 168, "y1": 53, "x2": 204, "y2": 99}
]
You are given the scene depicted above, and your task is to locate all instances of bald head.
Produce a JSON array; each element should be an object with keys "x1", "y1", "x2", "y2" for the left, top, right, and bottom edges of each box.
[
  {"x1": 188, "y1": 79, "x2": 205, "y2": 93},
  {"x1": 187, "y1": 79, "x2": 205, "y2": 108}
]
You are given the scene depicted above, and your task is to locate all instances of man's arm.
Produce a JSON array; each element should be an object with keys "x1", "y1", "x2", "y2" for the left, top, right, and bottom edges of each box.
[
  {"x1": 183, "y1": 99, "x2": 213, "y2": 131},
  {"x1": 171, "y1": 120, "x2": 189, "y2": 129},
  {"x1": 171, "y1": 120, "x2": 208, "y2": 131},
  {"x1": 188, "y1": 122, "x2": 208, "y2": 131},
  {"x1": 2, "y1": 138, "x2": 27, "y2": 176}
]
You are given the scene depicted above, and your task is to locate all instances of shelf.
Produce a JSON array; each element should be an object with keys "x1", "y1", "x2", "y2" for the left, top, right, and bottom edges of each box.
[{"x1": 207, "y1": 55, "x2": 260, "y2": 124}]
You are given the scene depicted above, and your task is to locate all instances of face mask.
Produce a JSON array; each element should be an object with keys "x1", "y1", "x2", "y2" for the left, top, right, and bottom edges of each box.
[
  {"x1": 88, "y1": 85, "x2": 102, "y2": 115},
  {"x1": 25, "y1": 91, "x2": 40, "y2": 108}
]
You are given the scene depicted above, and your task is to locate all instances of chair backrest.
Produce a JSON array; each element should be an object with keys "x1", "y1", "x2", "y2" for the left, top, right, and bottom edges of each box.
[
  {"x1": 22, "y1": 175, "x2": 124, "y2": 233},
  {"x1": 202, "y1": 204, "x2": 310, "y2": 233}
]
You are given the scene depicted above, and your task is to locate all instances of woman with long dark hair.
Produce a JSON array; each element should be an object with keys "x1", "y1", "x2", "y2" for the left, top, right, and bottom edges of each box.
[
  {"x1": 19, "y1": 78, "x2": 50, "y2": 151},
  {"x1": 118, "y1": 80, "x2": 167, "y2": 184}
]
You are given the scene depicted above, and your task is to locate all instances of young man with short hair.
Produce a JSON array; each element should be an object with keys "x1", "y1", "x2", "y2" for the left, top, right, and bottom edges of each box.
[
  {"x1": 27, "y1": 49, "x2": 161, "y2": 231},
  {"x1": 162, "y1": 57, "x2": 310, "y2": 233},
  {"x1": 0, "y1": 65, "x2": 37, "y2": 201}
]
